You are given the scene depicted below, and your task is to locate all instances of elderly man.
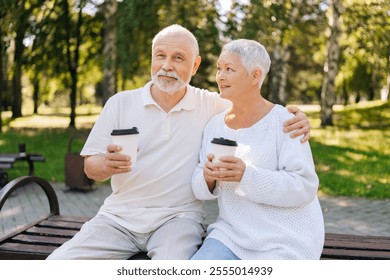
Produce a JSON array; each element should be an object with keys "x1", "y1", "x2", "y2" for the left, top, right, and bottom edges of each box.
[{"x1": 47, "y1": 24, "x2": 310, "y2": 260}]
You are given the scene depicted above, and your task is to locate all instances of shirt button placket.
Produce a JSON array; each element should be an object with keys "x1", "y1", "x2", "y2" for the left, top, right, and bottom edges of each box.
[{"x1": 162, "y1": 114, "x2": 171, "y2": 139}]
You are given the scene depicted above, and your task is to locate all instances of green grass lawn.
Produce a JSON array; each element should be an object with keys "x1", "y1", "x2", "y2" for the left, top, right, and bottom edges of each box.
[
  {"x1": 1, "y1": 101, "x2": 389, "y2": 198},
  {"x1": 306, "y1": 101, "x2": 390, "y2": 198}
]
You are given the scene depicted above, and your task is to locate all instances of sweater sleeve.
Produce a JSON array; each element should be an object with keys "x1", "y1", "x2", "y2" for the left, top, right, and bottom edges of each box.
[{"x1": 238, "y1": 125, "x2": 319, "y2": 208}]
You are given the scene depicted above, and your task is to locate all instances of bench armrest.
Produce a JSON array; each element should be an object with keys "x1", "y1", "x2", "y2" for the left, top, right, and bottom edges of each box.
[{"x1": 0, "y1": 176, "x2": 60, "y2": 215}]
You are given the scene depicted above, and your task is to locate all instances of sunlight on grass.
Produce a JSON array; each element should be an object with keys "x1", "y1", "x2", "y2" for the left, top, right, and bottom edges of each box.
[
  {"x1": 5, "y1": 115, "x2": 97, "y2": 130},
  {"x1": 299, "y1": 100, "x2": 390, "y2": 198},
  {"x1": 311, "y1": 127, "x2": 390, "y2": 155},
  {"x1": 307, "y1": 101, "x2": 390, "y2": 155},
  {"x1": 9, "y1": 115, "x2": 71, "y2": 128},
  {"x1": 2, "y1": 106, "x2": 99, "y2": 131}
]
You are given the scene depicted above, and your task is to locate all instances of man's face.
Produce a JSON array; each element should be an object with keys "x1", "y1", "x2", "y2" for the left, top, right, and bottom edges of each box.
[{"x1": 151, "y1": 34, "x2": 199, "y2": 94}]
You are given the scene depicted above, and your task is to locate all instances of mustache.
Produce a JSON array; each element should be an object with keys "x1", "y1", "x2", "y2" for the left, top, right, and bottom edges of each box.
[{"x1": 156, "y1": 70, "x2": 179, "y2": 80}]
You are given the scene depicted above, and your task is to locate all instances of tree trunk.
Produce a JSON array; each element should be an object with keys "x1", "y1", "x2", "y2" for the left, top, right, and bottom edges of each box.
[
  {"x1": 33, "y1": 78, "x2": 39, "y2": 114},
  {"x1": 63, "y1": 0, "x2": 84, "y2": 128},
  {"x1": 102, "y1": 0, "x2": 117, "y2": 105},
  {"x1": 368, "y1": 72, "x2": 375, "y2": 101},
  {"x1": 320, "y1": 0, "x2": 343, "y2": 127},
  {"x1": 269, "y1": 44, "x2": 290, "y2": 106},
  {"x1": 342, "y1": 80, "x2": 348, "y2": 106},
  {"x1": 384, "y1": 55, "x2": 390, "y2": 101},
  {"x1": 0, "y1": 33, "x2": 4, "y2": 133},
  {"x1": 268, "y1": 1, "x2": 302, "y2": 106},
  {"x1": 11, "y1": 14, "x2": 26, "y2": 118}
]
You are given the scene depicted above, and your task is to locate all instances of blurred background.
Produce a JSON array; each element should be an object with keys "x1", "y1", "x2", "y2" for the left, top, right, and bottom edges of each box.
[{"x1": 0, "y1": 0, "x2": 389, "y2": 198}]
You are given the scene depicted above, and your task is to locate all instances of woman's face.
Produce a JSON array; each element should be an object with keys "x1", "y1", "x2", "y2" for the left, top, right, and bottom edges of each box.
[{"x1": 216, "y1": 51, "x2": 252, "y2": 100}]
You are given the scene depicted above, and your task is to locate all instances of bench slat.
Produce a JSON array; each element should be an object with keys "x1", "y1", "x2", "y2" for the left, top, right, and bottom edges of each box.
[
  {"x1": 0, "y1": 157, "x2": 16, "y2": 163},
  {"x1": 325, "y1": 233, "x2": 390, "y2": 243},
  {"x1": 38, "y1": 220, "x2": 86, "y2": 230},
  {"x1": 0, "y1": 242, "x2": 56, "y2": 255},
  {"x1": 26, "y1": 226, "x2": 80, "y2": 237},
  {"x1": 0, "y1": 163, "x2": 12, "y2": 169},
  {"x1": 324, "y1": 240, "x2": 390, "y2": 251},
  {"x1": 47, "y1": 215, "x2": 90, "y2": 223},
  {"x1": 28, "y1": 155, "x2": 45, "y2": 162},
  {"x1": 0, "y1": 251, "x2": 47, "y2": 260},
  {"x1": 10, "y1": 234, "x2": 71, "y2": 246},
  {"x1": 321, "y1": 248, "x2": 390, "y2": 260}
]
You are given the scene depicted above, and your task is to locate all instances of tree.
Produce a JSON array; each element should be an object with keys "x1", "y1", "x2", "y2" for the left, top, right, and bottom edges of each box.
[
  {"x1": 338, "y1": 0, "x2": 390, "y2": 103},
  {"x1": 37, "y1": 0, "x2": 103, "y2": 127},
  {"x1": 102, "y1": 0, "x2": 117, "y2": 105},
  {"x1": 116, "y1": 0, "x2": 220, "y2": 92},
  {"x1": 224, "y1": 0, "x2": 325, "y2": 104},
  {"x1": 24, "y1": 0, "x2": 59, "y2": 114},
  {"x1": 8, "y1": 0, "x2": 47, "y2": 118},
  {"x1": 320, "y1": 0, "x2": 343, "y2": 127},
  {"x1": 0, "y1": 1, "x2": 14, "y2": 132},
  {"x1": 62, "y1": 0, "x2": 86, "y2": 128}
]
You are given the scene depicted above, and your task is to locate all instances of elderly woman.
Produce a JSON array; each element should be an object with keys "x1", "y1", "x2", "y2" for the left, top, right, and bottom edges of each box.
[{"x1": 191, "y1": 39, "x2": 324, "y2": 260}]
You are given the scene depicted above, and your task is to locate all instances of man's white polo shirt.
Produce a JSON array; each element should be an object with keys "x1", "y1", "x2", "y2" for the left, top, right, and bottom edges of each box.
[{"x1": 81, "y1": 82, "x2": 230, "y2": 233}]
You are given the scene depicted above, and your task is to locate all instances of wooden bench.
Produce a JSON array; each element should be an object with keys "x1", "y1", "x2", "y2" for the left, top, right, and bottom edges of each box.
[
  {"x1": 1, "y1": 176, "x2": 389, "y2": 260},
  {"x1": 0, "y1": 152, "x2": 45, "y2": 188}
]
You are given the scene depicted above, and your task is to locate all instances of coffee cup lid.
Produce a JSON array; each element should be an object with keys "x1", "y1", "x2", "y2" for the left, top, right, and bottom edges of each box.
[
  {"x1": 211, "y1": 137, "x2": 237, "y2": 146},
  {"x1": 111, "y1": 127, "x2": 139, "y2": 135}
]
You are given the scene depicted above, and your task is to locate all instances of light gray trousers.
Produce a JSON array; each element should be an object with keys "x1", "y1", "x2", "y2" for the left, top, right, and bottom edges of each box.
[{"x1": 47, "y1": 214, "x2": 204, "y2": 260}]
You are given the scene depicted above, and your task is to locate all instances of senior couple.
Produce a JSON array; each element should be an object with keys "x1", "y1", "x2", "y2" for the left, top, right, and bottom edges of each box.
[{"x1": 48, "y1": 24, "x2": 324, "y2": 260}]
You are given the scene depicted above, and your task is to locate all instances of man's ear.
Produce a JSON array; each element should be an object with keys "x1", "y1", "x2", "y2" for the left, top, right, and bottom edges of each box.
[
  {"x1": 192, "y1": 56, "x2": 202, "y2": 76},
  {"x1": 251, "y1": 69, "x2": 262, "y2": 85}
]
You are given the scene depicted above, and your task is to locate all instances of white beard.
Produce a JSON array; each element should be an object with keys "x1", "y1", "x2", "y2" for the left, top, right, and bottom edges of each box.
[{"x1": 151, "y1": 70, "x2": 189, "y2": 94}]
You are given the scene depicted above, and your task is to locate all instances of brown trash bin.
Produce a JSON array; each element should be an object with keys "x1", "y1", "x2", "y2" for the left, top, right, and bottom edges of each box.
[{"x1": 65, "y1": 134, "x2": 94, "y2": 191}]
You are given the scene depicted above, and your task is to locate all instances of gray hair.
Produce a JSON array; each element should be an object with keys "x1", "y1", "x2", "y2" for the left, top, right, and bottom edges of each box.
[
  {"x1": 222, "y1": 39, "x2": 271, "y2": 87},
  {"x1": 152, "y1": 24, "x2": 199, "y2": 58}
]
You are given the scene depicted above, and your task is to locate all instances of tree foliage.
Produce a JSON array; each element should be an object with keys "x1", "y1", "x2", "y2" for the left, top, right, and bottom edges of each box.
[
  {"x1": 0, "y1": 0, "x2": 389, "y2": 130},
  {"x1": 224, "y1": 0, "x2": 327, "y2": 104},
  {"x1": 115, "y1": 0, "x2": 220, "y2": 92}
]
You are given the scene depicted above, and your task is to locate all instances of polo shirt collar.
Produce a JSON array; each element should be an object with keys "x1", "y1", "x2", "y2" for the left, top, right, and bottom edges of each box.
[{"x1": 142, "y1": 81, "x2": 196, "y2": 112}]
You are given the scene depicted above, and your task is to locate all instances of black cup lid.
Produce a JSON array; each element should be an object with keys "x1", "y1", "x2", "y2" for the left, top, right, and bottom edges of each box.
[
  {"x1": 111, "y1": 127, "x2": 139, "y2": 135},
  {"x1": 211, "y1": 137, "x2": 237, "y2": 146}
]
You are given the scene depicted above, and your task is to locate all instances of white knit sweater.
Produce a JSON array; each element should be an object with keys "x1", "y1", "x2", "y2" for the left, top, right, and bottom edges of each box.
[{"x1": 192, "y1": 105, "x2": 325, "y2": 259}]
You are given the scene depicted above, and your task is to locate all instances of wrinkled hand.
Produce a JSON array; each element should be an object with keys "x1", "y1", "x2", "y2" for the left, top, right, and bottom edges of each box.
[
  {"x1": 104, "y1": 144, "x2": 132, "y2": 175},
  {"x1": 284, "y1": 106, "x2": 311, "y2": 143},
  {"x1": 204, "y1": 154, "x2": 246, "y2": 186}
]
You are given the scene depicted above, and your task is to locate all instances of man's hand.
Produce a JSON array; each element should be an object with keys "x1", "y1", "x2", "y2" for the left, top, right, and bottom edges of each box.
[
  {"x1": 84, "y1": 145, "x2": 132, "y2": 182},
  {"x1": 284, "y1": 106, "x2": 311, "y2": 143},
  {"x1": 104, "y1": 144, "x2": 132, "y2": 174}
]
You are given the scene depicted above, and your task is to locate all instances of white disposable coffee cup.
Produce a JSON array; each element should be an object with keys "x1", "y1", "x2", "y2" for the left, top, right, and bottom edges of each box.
[
  {"x1": 211, "y1": 137, "x2": 241, "y2": 189},
  {"x1": 210, "y1": 137, "x2": 238, "y2": 165},
  {"x1": 111, "y1": 127, "x2": 139, "y2": 165}
]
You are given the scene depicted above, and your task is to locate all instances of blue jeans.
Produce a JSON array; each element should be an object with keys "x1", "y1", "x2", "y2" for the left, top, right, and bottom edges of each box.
[{"x1": 191, "y1": 238, "x2": 240, "y2": 260}]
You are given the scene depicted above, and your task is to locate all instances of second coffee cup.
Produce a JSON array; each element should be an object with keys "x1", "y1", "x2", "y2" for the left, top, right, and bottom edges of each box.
[
  {"x1": 111, "y1": 127, "x2": 139, "y2": 165},
  {"x1": 210, "y1": 137, "x2": 238, "y2": 164}
]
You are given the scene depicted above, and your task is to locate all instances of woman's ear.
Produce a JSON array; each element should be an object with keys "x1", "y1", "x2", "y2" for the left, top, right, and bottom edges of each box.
[{"x1": 251, "y1": 69, "x2": 262, "y2": 85}]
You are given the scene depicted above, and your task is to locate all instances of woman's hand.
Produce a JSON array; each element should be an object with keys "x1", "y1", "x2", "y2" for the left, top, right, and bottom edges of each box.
[
  {"x1": 203, "y1": 154, "x2": 218, "y2": 192},
  {"x1": 284, "y1": 106, "x2": 311, "y2": 143},
  {"x1": 206, "y1": 155, "x2": 246, "y2": 183}
]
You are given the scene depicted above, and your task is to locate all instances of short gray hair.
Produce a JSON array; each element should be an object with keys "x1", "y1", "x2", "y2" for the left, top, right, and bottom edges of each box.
[
  {"x1": 222, "y1": 39, "x2": 271, "y2": 87},
  {"x1": 152, "y1": 24, "x2": 199, "y2": 58}
]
